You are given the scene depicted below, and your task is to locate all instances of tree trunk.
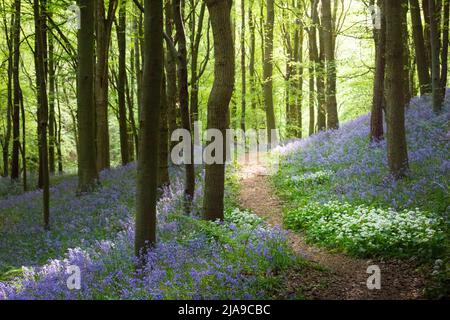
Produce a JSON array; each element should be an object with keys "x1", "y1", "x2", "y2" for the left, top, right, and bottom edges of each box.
[
  {"x1": 135, "y1": 0, "x2": 163, "y2": 256},
  {"x1": 423, "y1": 0, "x2": 432, "y2": 70},
  {"x1": 95, "y1": 0, "x2": 117, "y2": 171},
  {"x1": 203, "y1": 0, "x2": 235, "y2": 221},
  {"x1": 440, "y1": 0, "x2": 449, "y2": 98},
  {"x1": 263, "y1": 0, "x2": 277, "y2": 145},
  {"x1": 11, "y1": 0, "x2": 21, "y2": 181},
  {"x1": 296, "y1": 14, "x2": 304, "y2": 139},
  {"x1": 173, "y1": 0, "x2": 195, "y2": 207},
  {"x1": 314, "y1": 0, "x2": 326, "y2": 132},
  {"x1": 402, "y1": 2, "x2": 412, "y2": 105},
  {"x1": 322, "y1": 0, "x2": 339, "y2": 130},
  {"x1": 34, "y1": 0, "x2": 50, "y2": 229},
  {"x1": 117, "y1": 0, "x2": 130, "y2": 166},
  {"x1": 410, "y1": 0, "x2": 432, "y2": 95},
  {"x1": 48, "y1": 9, "x2": 56, "y2": 174},
  {"x1": 249, "y1": 0, "x2": 257, "y2": 113},
  {"x1": 370, "y1": 0, "x2": 386, "y2": 143},
  {"x1": 385, "y1": 0, "x2": 409, "y2": 179},
  {"x1": 240, "y1": 0, "x2": 246, "y2": 132},
  {"x1": 2, "y1": 11, "x2": 13, "y2": 177},
  {"x1": 77, "y1": 0, "x2": 99, "y2": 193},
  {"x1": 189, "y1": 1, "x2": 207, "y2": 126},
  {"x1": 429, "y1": 0, "x2": 444, "y2": 112},
  {"x1": 158, "y1": 73, "x2": 170, "y2": 188},
  {"x1": 165, "y1": 0, "x2": 178, "y2": 152},
  {"x1": 308, "y1": 2, "x2": 318, "y2": 136},
  {"x1": 55, "y1": 80, "x2": 63, "y2": 173}
]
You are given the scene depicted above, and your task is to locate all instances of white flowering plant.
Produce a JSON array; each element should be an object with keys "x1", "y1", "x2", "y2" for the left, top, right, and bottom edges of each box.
[{"x1": 284, "y1": 201, "x2": 447, "y2": 257}]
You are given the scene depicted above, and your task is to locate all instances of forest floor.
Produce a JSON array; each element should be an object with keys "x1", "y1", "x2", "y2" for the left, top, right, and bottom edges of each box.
[{"x1": 237, "y1": 152, "x2": 426, "y2": 300}]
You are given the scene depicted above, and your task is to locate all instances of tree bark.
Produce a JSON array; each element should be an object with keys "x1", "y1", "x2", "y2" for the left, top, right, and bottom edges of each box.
[
  {"x1": 263, "y1": 0, "x2": 277, "y2": 145},
  {"x1": 429, "y1": 0, "x2": 444, "y2": 112},
  {"x1": 322, "y1": 0, "x2": 339, "y2": 130},
  {"x1": 370, "y1": 0, "x2": 386, "y2": 143},
  {"x1": 33, "y1": 0, "x2": 50, "y2": 229},
  {"x1": 240, "y1": 0, "x2": 246, "y2": 132},
  {"x1": 2, "y1": 10, "x2": 13, "y2": 177},
  {"x1": 48, "y1": 8, "x2": 56, "y2": 174},
  {"x1": 11, "y1": 0, "x2": 21, "y2": 181},
  {"x1": 173, "y1": 0, "x2": 195, "y2": 207},
  {"x1": 117, "y1": 0, "x2": 130, "y2": 166},
  {"x1": 314, "y1": 0, "x2": 326, "y2": 132},
  {"x1": 158, "y1": 73, "x2": 170, "y2": 188},
  {"x1": 385, "y1": 0, "x2": 409, "y2": 179},
  {"x1": 135, "y1": 0, "x2": 163, "y2": 256},
  {"x1": 203, "y1": 0, "x2": 235, "y2": 221},
  {"x1": 77, "y1": 0, "x2": 99, "y2": 193},
  {"x1": 95, "y1": 0, "x2": 117, "y2": 171},
  {"x1": 440, "y1": 0, "x2": 449, "y2": 98},
  {"x1": 189, "y1": 1, "x2": 207, "y2": 126},
  {"x1": 410, "y1": 0, "x2": 432, "y2": 95},
  {"x1": 165, "y1": 0, "x2": 178, "y2": 152}
]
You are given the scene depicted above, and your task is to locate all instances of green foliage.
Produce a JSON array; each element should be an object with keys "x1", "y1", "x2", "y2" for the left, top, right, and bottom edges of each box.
[{"x1": 284, "y1": 201, "x2": 446, "y2": 258}]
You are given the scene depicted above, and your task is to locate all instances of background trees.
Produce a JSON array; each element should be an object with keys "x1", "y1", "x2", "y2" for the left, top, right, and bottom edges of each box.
[{"x1": 0, "y1": 0, "x2": 447, "y2": 238}]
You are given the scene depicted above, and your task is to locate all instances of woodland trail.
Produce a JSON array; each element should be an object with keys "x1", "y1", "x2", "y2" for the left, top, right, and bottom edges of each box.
[{"x1": 237, "y1": 152, "x2": 426, "y2": 300}]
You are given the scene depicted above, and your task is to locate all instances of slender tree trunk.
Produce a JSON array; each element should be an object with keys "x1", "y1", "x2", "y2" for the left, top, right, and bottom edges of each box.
[
  {"x1": 314, "y1": 0, "x2": 326, "y2": 132},
  {"x1": 296, "y1": 15, "x2": 304, "y2": 139},
  {"x1": 165, "y1": 0, "x2": 178, "y2": 152},
  {"x1": 263, "y1": 0, "x2": 277, "y2": 145},
  {"x1": 240, "y1": 0, "x2": 246, "y2": 132},
  {"x1": 429, "y1": 0, "x2": 444, "y2": 112},
  {"x1": 77, "y1": 0, "x2": 99, "y2": 193},
  {"x1": 135, "y1": 0, "x2": 163, "y2": 256},
  {"x1": 402, "y1": 2, "x2": 412, "y2": 105},
  {"x1": 189, "y1": 1, "x2": 206, "y2": 126},
  {"x1": 249, "y1": 0, "x2": 257, "y2": 113},
  {"x1": 203, "y1": 0, "x2": 234, "y2": 221},
  {"x1": 385, "y1": 0, "x2": 409, "y2": 179},
  {"x1": 11, "y1": 0, "x2": 21, "y2": 181},
  {"x1": 117, "y1": 0, "x2": 130, "y2": 166},
  {"x1": 308, "y1": 4, "x2": 317, "y2": 136},
  {"x1": 410, "y1": 0, "x2": 432, "y2": 95},
  {"x1": 55, "y1": 80, "x2": 63, "y2": 173},
  {"x1": 440, "y1": 0, "x2": 449, "y2": 98},
  {"x1": 423, "y1": 0, "x2": 432, "y2": 71},
  {"x1": 173, "y1": 0, "x2": 195, "y2": 207},
  {"x1": 371, "y1": 0, "x2": 386, "y2": 143},
  {"x1": 48, "y1": 9, "x2": 56, "y2": 174},
  {"x1": 95, "y1": 0, "x2": 117, "y2": 171},
  {"x1": 2, "y1": 11, "x2": 13, "y2": 177},
  {"x1": 34, "y1": 0, "x2": 50, "y2": 229},
  {"x1": 158, "y1": 73, "x2": 170, "y2": 188},
  {"x1": 20, "y1": 88, "x2": 26, "y2": 191},
  {"x1": 322, "y1": 0, "x2": 339, "y2": 130},
  {"x1": 133, "y1": 9, "x2": 143, "y2": 149}
]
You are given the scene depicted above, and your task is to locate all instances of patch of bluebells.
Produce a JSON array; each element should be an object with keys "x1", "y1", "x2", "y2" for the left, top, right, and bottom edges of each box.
[
  {"x1": 0, "y1": 163, "x2": 294, "y2": 300},
  {"x1": 274, "y1": 94, "x2": 450, "y2": 214}
]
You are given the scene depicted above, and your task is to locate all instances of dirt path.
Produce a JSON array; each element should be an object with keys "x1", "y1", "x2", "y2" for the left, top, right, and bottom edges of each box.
[{"x1": 237, "y1": 153, "x2": 426, "y2": 300}]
